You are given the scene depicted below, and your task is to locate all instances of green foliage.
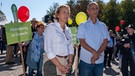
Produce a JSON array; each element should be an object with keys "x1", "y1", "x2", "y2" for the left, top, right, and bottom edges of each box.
[
  {"x1": 120, "y1": 0, "x2": 135, "y2": 25},
  {"x1": 46, "y1": 3, "x2": 59, "y2": 16},
  {"x1": 43, "y1": 0, "x2": 135, "y2": 36},
  {"x1": 67, "y1": 0, "x2": 90, "y2": 27},
  {"x1": 42, "y1": 3, "x2": 59, "y2": 23},
  {"x1": 103, "y1": 0, "x2": 120, "y2": 32},
  {"x1": 97, "y1": 0, "x2": 106, "y2": 21}
]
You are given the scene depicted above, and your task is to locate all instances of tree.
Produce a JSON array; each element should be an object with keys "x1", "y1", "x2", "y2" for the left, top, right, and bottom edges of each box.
[
  {"x1": 42, "y1": 3, "x2": 59, "y2": 23},
  {"x1": 120, "y1": 0, "x2": 135, "y2": 26},
  {"x1": 46, "y1": 3, "x2": 59, "y2": 16},
  {"x1": 103, "y1": 0, "x2": 120, "y2": 33},
  {"x1": 97, "y1": 0, "x2": 106, "y2": 21},
  {"x1": 66, "y1": 0, "x2": 76, "y2": 26}
]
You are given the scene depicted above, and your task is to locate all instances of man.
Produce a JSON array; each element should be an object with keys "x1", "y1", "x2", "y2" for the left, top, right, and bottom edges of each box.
[
  {"x1": 120, "y1": 24, "x2": 135, "y2": 76},
  {"x1": 77, "y1": 2, "x2": 109, "y2": 76},
  {"x1": 104, "y1": 30, "x2": 116, "y2": 67},
  {"x1": 31, "y1": 18, "x2": 38, "y2": 32}
]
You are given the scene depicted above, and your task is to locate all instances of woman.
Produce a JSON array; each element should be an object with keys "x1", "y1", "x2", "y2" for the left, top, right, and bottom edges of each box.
[
  {"x1": 44, "y1": 5, "x2": 74, "y2": 76},
  {"x1": 26, "y1": 22, "x2": 45, "y2": 76}
]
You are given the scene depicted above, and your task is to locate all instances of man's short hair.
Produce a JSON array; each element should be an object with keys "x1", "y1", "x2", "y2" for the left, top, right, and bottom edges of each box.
[{"x1": 87, "y1": 2, "x2": 99, "y2": 9}]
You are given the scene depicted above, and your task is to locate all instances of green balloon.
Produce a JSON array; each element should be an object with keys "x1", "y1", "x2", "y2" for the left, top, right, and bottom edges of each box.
[{"x1": 11, "y1": 4, "x2": 18, "y2": 22}]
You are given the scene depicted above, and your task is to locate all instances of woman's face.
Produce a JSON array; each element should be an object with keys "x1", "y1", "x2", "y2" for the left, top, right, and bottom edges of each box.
[
  {"x1": 37, "y1": 26, "x2": 44, "y2": 34},
  {"x1": 127, "y1": 27, "x2": 134, "y2": 34},
  {"x1": 57, "y1": 7, "x2": 70, "y2": 23}
]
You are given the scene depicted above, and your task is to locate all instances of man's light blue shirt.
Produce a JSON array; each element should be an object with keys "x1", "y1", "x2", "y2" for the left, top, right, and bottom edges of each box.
[{"x1": 77, "y1": 18, "x2": 109, "y2": 64}]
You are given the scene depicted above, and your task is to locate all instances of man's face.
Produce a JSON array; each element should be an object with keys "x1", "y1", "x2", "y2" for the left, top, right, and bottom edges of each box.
[
  {"x1": 87, "y1": 4, "x2": 99, "y2": 18},
  {"x1": 31, "y1": 20, "x2": 37, "y2": 26}
]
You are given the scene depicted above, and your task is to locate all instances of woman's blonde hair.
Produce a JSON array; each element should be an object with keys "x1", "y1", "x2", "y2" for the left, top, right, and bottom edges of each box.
[{"x1": 55, "y1": 5, "x2": 70, "y2": 21}]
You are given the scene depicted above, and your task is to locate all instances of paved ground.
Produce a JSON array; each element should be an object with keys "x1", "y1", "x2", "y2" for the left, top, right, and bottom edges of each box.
[{"x1": 0, "y1": 50, "x2": 122, "y2": 76}]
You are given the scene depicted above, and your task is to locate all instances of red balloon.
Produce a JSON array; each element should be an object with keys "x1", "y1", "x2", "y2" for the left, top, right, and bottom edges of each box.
[
  {"x1": 115, "y1": 26, "x2": 120, "y2": 32},
  {"x1": 17, "y1": 6, "x2": 30, "y2": 22},
  {"x1": 120, "y1": 20, "x2": 125, "y2": 25}
]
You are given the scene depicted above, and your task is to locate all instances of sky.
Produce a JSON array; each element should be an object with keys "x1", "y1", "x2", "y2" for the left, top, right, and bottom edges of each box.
[{"x1": 0, "y1": 0, "x2": 122, "y2": 23}]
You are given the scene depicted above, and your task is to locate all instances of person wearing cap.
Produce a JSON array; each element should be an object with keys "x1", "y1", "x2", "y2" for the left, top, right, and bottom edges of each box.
[
  {"x1": 31, "y1": 18, "x2": 38, "y2": 32},
  {"x1": 21, "y1": 18, "x2": 38, "y2": 73},
  {"x1": 26, "y1": 22, "x2": 45, "y2": 76},
  {"x1": 120, "y1": 24, "x2": 135, "y2": 76},
  {"x1": 77, "y1": 2, "x2": 109, "y2": 76},
  {"x1": 104, "y1": 30, "x2": 116, "y2": 67}
]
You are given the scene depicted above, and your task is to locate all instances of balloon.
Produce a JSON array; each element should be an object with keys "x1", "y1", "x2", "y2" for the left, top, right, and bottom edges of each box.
[
  {"x1": 17, "y1": 6, "x2": 30, "y2": 22},
  {"x1": 68, "y1": 18, "x2": 73, "y2": 25},
  {"x1": 75, "y1": 12, "x2": 87, "y2": 25},
  {"x1": 11, "y1": 4, "x2": 18, "y2": 22},
  {"x1": 115, "y1": 26, "x2": 120, "y2": 32},
  {"x1": 120, "y1": 20, "x2": 125, "y2": 25}
]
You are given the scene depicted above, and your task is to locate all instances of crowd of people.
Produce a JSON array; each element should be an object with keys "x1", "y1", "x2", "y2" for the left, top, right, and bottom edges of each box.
[{"x1": 0, "y1": 2, "x2": 135, "y2": 76}]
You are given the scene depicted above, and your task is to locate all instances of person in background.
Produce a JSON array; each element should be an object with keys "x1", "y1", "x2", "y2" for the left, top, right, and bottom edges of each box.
[
  {"x1": 77, "y1": 2, "x2": 109, "y2": 76},
  {"x1": 13, "y1": 43, "x2": 18, "y2": 57},
  {"x1": 31, "y1": 18, "x2": 38, "y2": 32},
  {"x1": 104, "y1": 30, "x2": 116, "y2": 67},
  {"x1": 0, "y1": 25, "x2": 3, "y2": 54},
  {"x1": 21, "y1": 18, "x2": 38, "y2": 73},
  {"x1": 114, "y1": 36, "x2": 121, "y2": 60},
  {"x1": 26, "y1": 22, "x2": 45, "y2": 76},
  {"x1": 44, "y1": 5, "x2": 74, "y2": 76},
  {"x1": 120, "y1": 24, "x2": 135, "y2": 76},
  {"x1": 0, "y1": 25, "x2": 6, "y2": 54}
]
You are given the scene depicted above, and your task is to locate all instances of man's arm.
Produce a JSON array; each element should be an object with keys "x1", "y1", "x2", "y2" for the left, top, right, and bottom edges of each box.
[{"x1": 97, "y1": 38, "x2": 108, "y2": 56}]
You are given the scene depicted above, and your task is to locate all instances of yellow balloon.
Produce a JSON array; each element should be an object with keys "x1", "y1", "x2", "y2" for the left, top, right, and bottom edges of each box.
[
  {"x1": 68, "y1": 18, "x2": 73, "y2": 25},
  {"x1": 75, "y1": 12, "x2": 87, "y2": 25}
]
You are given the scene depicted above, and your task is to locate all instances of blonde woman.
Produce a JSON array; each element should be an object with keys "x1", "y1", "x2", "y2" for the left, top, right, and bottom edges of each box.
[{"x1": 44, "y1": 5, "x2": 74, "y2": 76}]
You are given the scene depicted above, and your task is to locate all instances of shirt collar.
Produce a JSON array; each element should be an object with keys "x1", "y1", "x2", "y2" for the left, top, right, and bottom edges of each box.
[
  {"x1": 54, "y1": 21, "x2": 68, "y2": 32},
  {"x1": 87, "y1": 17, "x2": 100, "y2": 24},
  {"x1": 35, "y1": 32, "x2": 44, "y2": 38}
]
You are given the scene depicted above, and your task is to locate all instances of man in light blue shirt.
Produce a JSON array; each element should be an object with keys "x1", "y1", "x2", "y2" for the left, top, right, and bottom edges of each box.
[{"x1": 77, "y1": 2, "x2": 109, "y2": 76}]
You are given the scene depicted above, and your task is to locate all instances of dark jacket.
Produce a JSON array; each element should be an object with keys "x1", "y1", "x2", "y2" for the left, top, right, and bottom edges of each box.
[{"x1": 120, "y1": 34, "x2": 135, "y2": 55}]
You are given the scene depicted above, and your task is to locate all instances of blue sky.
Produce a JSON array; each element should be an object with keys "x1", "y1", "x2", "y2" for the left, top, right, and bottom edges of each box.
[{"x1": 1, "y1": 0, "x2": 121, "y2": 23}]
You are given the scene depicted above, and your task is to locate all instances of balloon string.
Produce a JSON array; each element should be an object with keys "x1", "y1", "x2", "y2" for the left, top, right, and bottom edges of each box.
[{"x1": 116, "y1": 32, "x2": 119, "y2": 36}]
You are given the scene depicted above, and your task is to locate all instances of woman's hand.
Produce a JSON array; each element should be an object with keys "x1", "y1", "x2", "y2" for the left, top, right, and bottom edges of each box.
[
  {"x1": 56, "y1": 64, "x2": 68, "y2": 74},
  {"x1": 66, "y1": 62, "x2": 72, "y2": 70}
]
